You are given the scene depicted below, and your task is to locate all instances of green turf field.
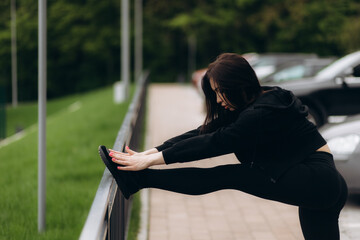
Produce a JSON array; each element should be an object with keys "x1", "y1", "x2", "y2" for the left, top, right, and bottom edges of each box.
[{"x1": 0, "y1": 85, "x2": 136, "y2": 240}]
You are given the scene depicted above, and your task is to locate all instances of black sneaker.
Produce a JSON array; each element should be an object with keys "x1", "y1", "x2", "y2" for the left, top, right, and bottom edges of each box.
[{"x1": 98, "y1": 145, "x2": 133, "y2": 199}]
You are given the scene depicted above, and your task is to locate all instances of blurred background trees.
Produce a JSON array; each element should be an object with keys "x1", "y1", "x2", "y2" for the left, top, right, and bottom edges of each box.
[
  {"x1": 0, "y1": 0, "x2": 121, "y2": 102},
  {"x1": 0, "y1": 0, "x2": 359, "y2": 101}
]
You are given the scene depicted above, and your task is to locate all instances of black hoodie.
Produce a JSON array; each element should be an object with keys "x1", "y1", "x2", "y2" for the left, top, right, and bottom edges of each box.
[{"x1": 156, "y1": 86, "x2": 326, "y2": 182}]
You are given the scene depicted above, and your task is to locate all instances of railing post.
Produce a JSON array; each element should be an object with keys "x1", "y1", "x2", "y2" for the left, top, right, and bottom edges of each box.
[
  {"x1": 11, "y1": 0, "x2": 18, "y2": 108},
  {"x1": 121, "y1": 0, "x2": 130, "y2": 99},
  {"x1": 38, "y1": 0, "x2": 47, "y2": 232},
  {"x1": 134, "y1": 0, "x2": 142, "y2": 84}
]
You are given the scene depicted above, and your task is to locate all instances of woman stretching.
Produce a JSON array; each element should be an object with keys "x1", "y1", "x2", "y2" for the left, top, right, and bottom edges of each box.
[{"x1": 99, "y1": 53, "x2": 347, "y2": 240}]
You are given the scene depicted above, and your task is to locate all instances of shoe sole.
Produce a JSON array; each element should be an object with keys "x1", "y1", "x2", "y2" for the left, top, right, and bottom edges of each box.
[{"x1": 98, "y1": 145, "x2": 130, "y2": 199}]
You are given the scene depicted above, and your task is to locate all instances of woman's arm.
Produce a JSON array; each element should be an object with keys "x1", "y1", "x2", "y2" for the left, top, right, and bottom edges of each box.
[
  {"x1": 155, "y1": 127, "x2": 201, "y2": 151},
  {"x1": 142, "y1": 148, "x2": 159, "y2": 155},
  {"x1": 110, "y1": 110, "x2": 259, "y2": 169},
  {"x1": 155, "y1": 119, "x2": 222, "y2": 151},
  {"x1": 161, "y1": 109, "x2": 259, "y2": 164},
  {"x1": 109, "y1": 146, "x2": 158, "y2": 156}
]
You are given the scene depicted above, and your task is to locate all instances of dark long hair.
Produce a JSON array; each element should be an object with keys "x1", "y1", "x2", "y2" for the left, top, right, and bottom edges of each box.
[{"x1": 200, "y1": 53, "x2": 262, "y2": 133}]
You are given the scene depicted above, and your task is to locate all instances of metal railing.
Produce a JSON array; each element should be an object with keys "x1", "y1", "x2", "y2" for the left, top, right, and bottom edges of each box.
[{"x1": 80, "y1": 72, "x2": 149, "y2": 240}]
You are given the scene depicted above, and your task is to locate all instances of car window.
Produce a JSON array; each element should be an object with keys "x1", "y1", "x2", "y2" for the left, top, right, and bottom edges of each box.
[
  {"x1": 271, "y1": 65, "x2": 306, "y2": 83},
  {"x1": 353, "y1": 64, "x2": 360, "y2": 77},
  {"x1": 252, "y1": 58, "x2": 275, "y2": 67},
  {"x1": 316, "y1": 52, "x2": 360, "y2": 79}
]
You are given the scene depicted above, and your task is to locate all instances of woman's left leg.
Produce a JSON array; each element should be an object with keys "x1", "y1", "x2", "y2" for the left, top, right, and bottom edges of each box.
[
  {"x1": 136, "y1": 164, "x2": 263, "y2": 195},
  {"x1": 298, "y1": 175, "x2": 348, "y2": 240},
  {"x1": 135, "y1": 163, "x2": 327, "y2": 204},
  {"x1": 135, "y1": 162, "x2": 343, "y2": 206}
]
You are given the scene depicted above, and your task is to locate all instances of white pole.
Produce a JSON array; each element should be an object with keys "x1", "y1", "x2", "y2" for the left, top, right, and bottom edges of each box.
[
  {"x1": 38, "y1": 0, "x2": 47, "y2": 232},
  {"x1": 121, "y1": 0, "x2": 130, "y2": 99},
  {"x1": 134, "y1": 0, "x2": 143, "y2": 83},
  {"x1": 188, "y1": 35, "x2": 196, "y2": 82},
  {"x1": 11, "y1": 0, "x2": 18, "y2": 107}
]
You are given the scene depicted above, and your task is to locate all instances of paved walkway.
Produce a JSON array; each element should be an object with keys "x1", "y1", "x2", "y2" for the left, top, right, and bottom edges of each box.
[{"x1": 144, "y1": 83, "x2": 360, "y2": 240}]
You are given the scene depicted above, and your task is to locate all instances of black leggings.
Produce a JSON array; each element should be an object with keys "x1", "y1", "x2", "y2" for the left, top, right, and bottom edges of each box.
[{"x1": 136, "y1": 152, "x2": 348, "y2": 240}]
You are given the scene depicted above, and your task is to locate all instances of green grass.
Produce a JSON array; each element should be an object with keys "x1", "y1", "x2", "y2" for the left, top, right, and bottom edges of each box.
[
  {"x1": 5, "y1": 94, "x2": 79, "y2": 137},
  {"x1": 0, "y1": 85, "x2": 134, "y2": 240}
]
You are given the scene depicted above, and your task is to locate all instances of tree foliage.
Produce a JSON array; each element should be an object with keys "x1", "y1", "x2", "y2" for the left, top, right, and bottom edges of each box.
[
  {"x1": 0, "y1": 0, "x2": 121, "y2": 101},
  {"x1": 143, "y1": 0, "x2": 359, "y2": 82},
  {"x1": 0, "y1": 0, "x2": 359, "y2": 101}
]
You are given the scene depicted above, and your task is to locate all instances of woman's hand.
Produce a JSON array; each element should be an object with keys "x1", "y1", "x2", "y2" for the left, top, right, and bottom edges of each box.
[
  {"x1": 109, "y1": 146, "x2": 164, "y2": 171},
  {"x1": 109, "y1": 146, "x2": 158, "y2": 157}
]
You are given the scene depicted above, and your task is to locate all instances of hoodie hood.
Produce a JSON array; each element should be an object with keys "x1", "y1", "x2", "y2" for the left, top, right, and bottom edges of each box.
[{"x1": 252, "y1": 86, "x2": 308, "y2": 117}]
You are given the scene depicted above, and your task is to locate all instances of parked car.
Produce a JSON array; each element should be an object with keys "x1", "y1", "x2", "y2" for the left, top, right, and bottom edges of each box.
[
  {"x1": 260, "y1": 58, "x2": 335, "y2": 84},
  {"x1": 191, "y1": 53, "x2": 319, "y2": 93},
  {"x1": 191, "y1": 68, "x2": 207, "y2": 95},
  {"x1": 264, "y1": 51, "x2": 360, "y2": 126},
  {"x1": 249, "y1": 53, "x2": 318, "y2": 79},
  {"x1": 320, "y1": 114, "x2": 360, "y2": 194}
]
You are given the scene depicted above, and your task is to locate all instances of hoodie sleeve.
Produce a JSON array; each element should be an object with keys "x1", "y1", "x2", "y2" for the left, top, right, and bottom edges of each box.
[
  {"x1": 155, "y1": 127, "x2": 202, "y2": 151},
  {"x1": 162, "y1": 109, "x2": 260, "y2": 164}
]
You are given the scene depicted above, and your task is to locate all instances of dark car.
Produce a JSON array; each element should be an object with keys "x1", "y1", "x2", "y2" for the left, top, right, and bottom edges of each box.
[
  {"x1": 320, "y1": 115, "x2": 360, "y2": 193},
  {"x1": 264, "y1": 51, "x2": 360, "y2": 126}
]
